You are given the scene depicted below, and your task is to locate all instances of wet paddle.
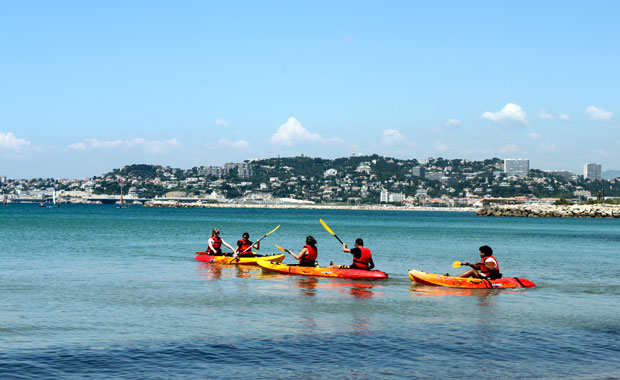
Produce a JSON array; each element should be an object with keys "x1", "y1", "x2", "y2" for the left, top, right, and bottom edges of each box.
[
  {"x1": 231, "y1": 225, "x2": 281, "y2": 263},
  {"x1": 319, "y1": 218, "x2": 344, "y2": 245},
  {"x1": 452, "y1": 261, "x2": 464, "y2": 268}
]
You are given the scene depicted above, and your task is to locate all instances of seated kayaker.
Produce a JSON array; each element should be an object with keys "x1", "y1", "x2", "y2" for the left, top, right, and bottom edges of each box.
[
  {"x1": 288, "y1": 236, "x2": 318, "y2": 267},
  {"x1": 206, "y1": 228, "x2": 235, "y2": 256},
  {"x1": 234, "y1": 232, "x2": 260, "y2": 257},
  {"x1": 338, "y1": 238, "x2": 375, "y2": 270},
  {"x1": 458, "y1": 245, "x2": 502, "y2": 279}
]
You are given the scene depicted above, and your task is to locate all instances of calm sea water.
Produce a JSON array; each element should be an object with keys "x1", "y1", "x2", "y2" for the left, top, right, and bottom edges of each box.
[{"x1": 1, "y1": 204, "x2": 619, "y2": 379}]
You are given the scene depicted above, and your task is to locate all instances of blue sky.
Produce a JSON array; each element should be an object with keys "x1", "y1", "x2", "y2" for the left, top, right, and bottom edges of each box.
[{"x1": 1, "y1": 1, "x2": 619, "y2": 179}]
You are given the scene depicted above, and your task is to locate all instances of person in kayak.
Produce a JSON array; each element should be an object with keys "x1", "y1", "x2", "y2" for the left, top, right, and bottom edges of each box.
[
  {"x1": 206, "y1": 228, "x2": 235, "y2": 256},
  {"x1": 234, "y1": 232, "x2": 260, "y2": 257},
  {"x1": 340, "y1": 238, "x2": 375, "y2": 270},
  {"x1": 288, "y1": 236, "x2": 318, "y2": 267},
  {"x1": 458, "y1": 245, "x2": 502, "y2": 279}
]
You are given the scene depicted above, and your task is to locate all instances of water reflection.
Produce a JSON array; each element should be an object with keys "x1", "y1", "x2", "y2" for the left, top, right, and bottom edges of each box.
[
  {"x1": 409, "y1": 284, "x2": 498, "y2": 298},
  {"x1": 294, "y1": 277, "x2": 318, "y2": 297},
  {"x1": 322, "y1": 281, "x2": 382, "y2": 299},
  {"x1": 195, "y1": 262, "x2": 223, "y2": 281},
  {"x1": 235, "y1": 265, "x2": 262, "y2": 279}
]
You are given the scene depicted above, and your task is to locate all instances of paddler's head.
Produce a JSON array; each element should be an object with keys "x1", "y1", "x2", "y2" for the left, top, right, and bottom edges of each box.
[
  {"x1": 212, "y1": 228, "x2": 220, "y2": 237},
  {"x1": 479, "y1": 245, "x2": 493, "y2": 258},
  {"x1": 242, "y1": 232, "x2": 249, "y2": 240},
  {"x1": 355, "y1": 238, "x2": 364, "y2": 247}
]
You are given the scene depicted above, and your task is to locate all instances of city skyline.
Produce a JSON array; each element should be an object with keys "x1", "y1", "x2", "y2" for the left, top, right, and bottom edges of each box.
[{"x1": 1, "y1": 1, "x2": 619, "y2": 179}]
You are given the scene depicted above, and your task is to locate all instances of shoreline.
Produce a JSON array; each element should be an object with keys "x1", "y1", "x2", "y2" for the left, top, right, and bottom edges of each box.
[{"x1": 142, "y1": 200, "x2": 478, "y2": 212}]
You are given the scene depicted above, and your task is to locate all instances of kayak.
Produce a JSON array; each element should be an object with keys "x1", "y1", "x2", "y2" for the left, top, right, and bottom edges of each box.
[
  {"x1": 195, "y1": 252, "x2": 285, "y2": 265},
  {"x1": 408, "y1": 269, "x2": 535, "y2": 289},
  {"x1": 257, "y1": 259, "x2": 389, "y2": 279}
]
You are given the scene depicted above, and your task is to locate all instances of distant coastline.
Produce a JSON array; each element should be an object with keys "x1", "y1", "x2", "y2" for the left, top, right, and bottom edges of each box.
[{"x1": 142, "y1": 199, "x2": 478, "y2": 212}]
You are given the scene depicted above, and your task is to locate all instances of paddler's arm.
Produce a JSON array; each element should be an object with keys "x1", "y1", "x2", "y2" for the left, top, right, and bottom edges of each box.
[
  {"x1": 368, "y1": 257, "x2": 375, "y2": 270},
  {"x1": 342, "y1": 243, "x2": 352, "y2": 253},
  {"x1": 221, "y1": 239, "x2": 235, "y2": 252},
  {"x1": 463, "y1": 262, "x2": 481, "y2": 269},
  {"x1": 289, "y1": 247, "x2": 307, "y2": 260},
  {"x1": 252, "y1": 240, "x2": 260, "y2": 250}
]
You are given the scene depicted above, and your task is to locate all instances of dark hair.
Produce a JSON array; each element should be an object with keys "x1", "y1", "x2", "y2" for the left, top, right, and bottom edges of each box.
[
  {"x1": 306, "y1": 235, "x2": 317, "y2": 246},
  {"x1": 242, "y1": 232, "x2": 249, "y2": 239},
  {"x1": 355, "y1": 238, "x2": 364, "y2": 246},
  {"x1": 479, "y1": 245, "x2": 493, "y2": 257},
  {"x1": 211, "y1": 228, "x2": 220, "y2": 236}
]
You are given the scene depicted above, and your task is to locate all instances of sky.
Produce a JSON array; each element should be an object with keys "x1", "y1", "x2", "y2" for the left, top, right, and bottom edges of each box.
[{"x1": 1, "y1": 0, "x2": 619, "y2": 179}]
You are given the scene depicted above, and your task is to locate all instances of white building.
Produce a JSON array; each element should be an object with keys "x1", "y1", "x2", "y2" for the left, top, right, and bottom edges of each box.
[
  {"x1": 504, "y1": 159, "x2": 530, "y2": 177},
  {"x1": 584, "y1": 163, "x2": 602, "y2": 180}
]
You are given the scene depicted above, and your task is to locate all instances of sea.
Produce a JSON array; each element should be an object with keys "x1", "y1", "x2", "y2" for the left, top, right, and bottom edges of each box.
[{"x1": 1, "y1": 204, "x2": 619, "y2": 379}]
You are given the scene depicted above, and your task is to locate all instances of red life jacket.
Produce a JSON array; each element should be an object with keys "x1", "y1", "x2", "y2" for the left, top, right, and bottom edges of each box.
[
  {"x1": 352, "y1": 247, "x2": 372, "y2": 270},
  {"x1": 207, "y1": 236, "x2": 222, "y2": 254},
  {"x1": 238, "y1": 239, "x2": 253, "y2": 254},
  {"x1": 478, "y1": 255, "x2": 500, "y2": 276},
  {"x1": 299, "y1": 244, "x2": 317, "y2": 265}
]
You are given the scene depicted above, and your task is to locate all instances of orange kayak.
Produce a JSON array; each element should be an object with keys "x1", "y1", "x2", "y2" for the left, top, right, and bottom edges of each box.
[
  {"x1": 408, "y1": 269, "x2": 535, "y2": 289},
  {"x1": 257, "y1": 259, "x2": 388, "y2": 279},
  {"x1": 195, "y1": 252, "x2": 285, "y2": 265}
]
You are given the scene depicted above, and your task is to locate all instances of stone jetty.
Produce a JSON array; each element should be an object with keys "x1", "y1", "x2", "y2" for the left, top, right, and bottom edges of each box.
[{"x1": 476, "y1": 204, "x2": 620, "y2": 218}]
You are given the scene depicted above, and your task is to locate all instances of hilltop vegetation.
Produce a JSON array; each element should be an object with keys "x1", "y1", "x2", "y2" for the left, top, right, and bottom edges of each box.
[{"x1": 91, "y1": 155, "x2": 620, "y2": 202}]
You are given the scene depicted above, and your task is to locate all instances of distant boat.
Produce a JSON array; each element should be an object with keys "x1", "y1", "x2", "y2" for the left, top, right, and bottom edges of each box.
[
  {"x1": 43, "y1": 188, "x2": 60, "y2": 208},
  {"x1": 2, "y1": 194, "x2": 6, "y2": 206},
  {"x1": 117, "y1": 185, "x2": 129, "y2": 209}
]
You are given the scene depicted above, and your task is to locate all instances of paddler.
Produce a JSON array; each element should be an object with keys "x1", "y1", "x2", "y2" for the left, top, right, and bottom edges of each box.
[
  {"x1": 206, "y1": 228, "x2": 235, "y2": 256},
  {"x1": 234, "y1": 232, "x2": 260, "y2": 257},
  {"x1": 287, "y1": 236, "x2": 318, "y2": 267},
  {"x1": 340, "y1": 238, "x2": 375, "y2": 270},
  {"x1": 458, "y1": 245, "x2": 502, "y2": 279}
]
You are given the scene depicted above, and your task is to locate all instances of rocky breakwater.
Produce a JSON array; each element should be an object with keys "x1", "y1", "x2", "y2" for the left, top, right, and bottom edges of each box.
[{"x1": 476, "y1": 204, "x2": 620, "y2": 218}]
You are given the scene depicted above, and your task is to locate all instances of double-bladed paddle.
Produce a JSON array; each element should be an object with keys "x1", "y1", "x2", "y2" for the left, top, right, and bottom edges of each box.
[
  {"x1": 275, "y1": 245, "x2": 293, "y2": 255},
  {"x1": 319, "y1": 218, "x2": 344, "y2": 244},
  {"x1": 230, "y1": 225, "x2": 281, "y2": 263}
]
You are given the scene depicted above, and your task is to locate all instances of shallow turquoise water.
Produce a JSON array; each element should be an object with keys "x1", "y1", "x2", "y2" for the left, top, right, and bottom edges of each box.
[{"x1": 1, "y1": 204, "x2": 619, "y2": 379}]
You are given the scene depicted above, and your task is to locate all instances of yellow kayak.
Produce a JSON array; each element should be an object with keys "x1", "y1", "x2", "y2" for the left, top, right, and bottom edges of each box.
[
  {"x1": 258, "y1": 259, "x2": 388, "y2": 279},
  {"x1": 195, "y1": 252, "x2": 285, "y2": 265}
]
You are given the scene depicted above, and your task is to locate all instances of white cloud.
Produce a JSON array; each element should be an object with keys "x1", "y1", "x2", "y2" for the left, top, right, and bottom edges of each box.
[
  {"x1": 559, "y1": 113, "x2": 570, "y2": 121},
  {"x1": 0, "y1": 132, "x2": 31, "y2": 151},
  {"x1": 586, "y1": 105, "x2": 613, "y2": 121},
  {"x1": 381, "y1": 129, "x2": 404, "y2": 145},
  {"x1": 434, "y1": 141, "x2": 448, "y2": 151},
  {"x1": 499, "y1": 144, "x2": 519, "y2": 153},
  {"x1": 528, "y1": 132, "x2": 542, "y2": 140},
  {"x1": 481, "y1": 103, "x2": 527, "y2": 124},
  {"x1": 67, "y1": 142, "x2": 87, "y2": 150},
  {"x1": 207, "y1": 139, "x2": 251, "y2": 150},
  {"x1": 215, "y1": 119, "x2": 229, "y2": 127},
  {"x1": 270, "y1": 117, "x2": 343, "y2": 146},
  {"x1": 536, "y1": 109, "x2": 555, "y2": 120},
  {"x1": 445, "y1": 118, "x2": 462, "y2": 127},
  {"x1": 68, "y1": 138, "x2": 182, "y2": 154}
]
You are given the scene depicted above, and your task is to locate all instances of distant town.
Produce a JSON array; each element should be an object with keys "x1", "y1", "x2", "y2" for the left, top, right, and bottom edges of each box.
[{"x1": 1, "y1": 155, "x2": 619, "y2": 208}]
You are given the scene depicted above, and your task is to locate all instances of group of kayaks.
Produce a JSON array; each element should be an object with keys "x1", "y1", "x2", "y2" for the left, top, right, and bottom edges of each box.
[
  {"x1": 193, "y1": 252, "x2": 535, "y2": 289},
  {"x1": 195, "y1": 219, "x2": 535, "y2": 289}
]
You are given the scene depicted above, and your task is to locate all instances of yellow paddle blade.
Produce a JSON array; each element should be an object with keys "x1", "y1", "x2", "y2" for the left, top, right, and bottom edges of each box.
[
  {"x1": 265, "y1": 225, "x2": 280, "y2": 236},
  {"x1": 319, "y1": 219, "x2": 336, "y2": 236},
  {"x1": 452, "y1": 261, "x2": 463, "y2": 268},
  {"x1": 275, "y1": 245, "x2": 287, "y2": 252}
]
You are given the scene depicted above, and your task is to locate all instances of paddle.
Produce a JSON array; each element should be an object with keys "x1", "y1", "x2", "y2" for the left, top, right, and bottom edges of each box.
[
  {"x1": 452, "y1": 260, "x2": 496, "y2": 269},
  {"x1": 319, "y1": 218, "x2": 344, "y2": 244},
  {"x1": 276, "y1": 245, "x2": 293, "y2": 255},
  {"x1": 231, "y1": 225, "x2": 281, "y2": 263}
]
